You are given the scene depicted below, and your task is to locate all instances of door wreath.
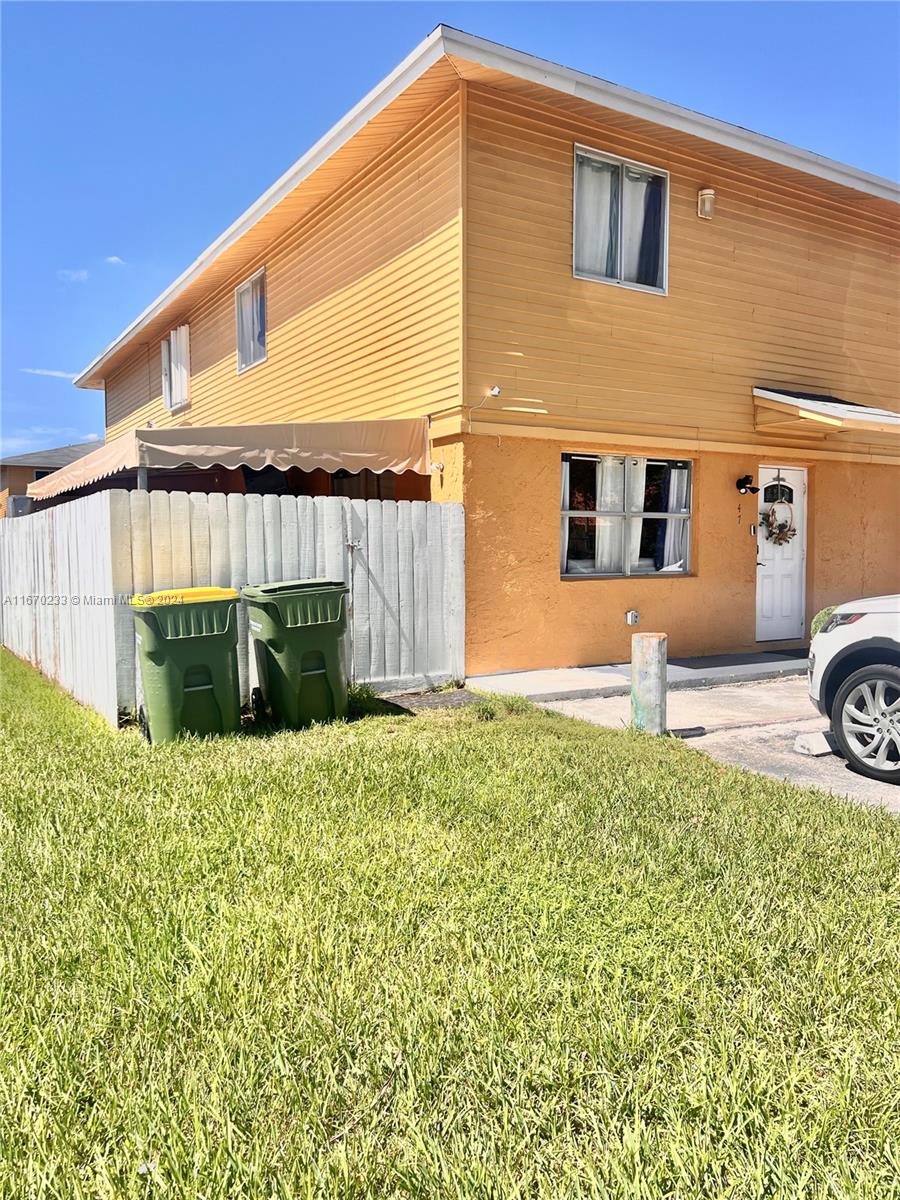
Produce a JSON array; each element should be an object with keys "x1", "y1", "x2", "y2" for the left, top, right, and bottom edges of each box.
[{"x1": 763, "y1": 500, "x2": 797, "y2": 546}]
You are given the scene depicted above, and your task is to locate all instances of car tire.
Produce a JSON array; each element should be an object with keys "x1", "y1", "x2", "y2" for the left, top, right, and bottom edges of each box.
[{"x1": 831, "y1": 664, "x2": 900, "y2": 785}]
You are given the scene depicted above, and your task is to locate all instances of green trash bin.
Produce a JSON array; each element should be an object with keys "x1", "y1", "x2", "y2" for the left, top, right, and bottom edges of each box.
[
  {"x1": 131, "y1": 587, "x2": 242, "y2": 744},
  {"x1": 241, "y1": 579, "x2": 349, "y2": 728}
]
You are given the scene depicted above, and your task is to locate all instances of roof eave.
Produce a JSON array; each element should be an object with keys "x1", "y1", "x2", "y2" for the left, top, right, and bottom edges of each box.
[
  {"x1": 440, "y1": 27, "x2": 900, "y2": 204},
  {"x1": 74, "y1": 25, "x2": 448, "y2": 390},
  {"x1": 75, "y1": 24, "x2": 900, "y2": 390}
]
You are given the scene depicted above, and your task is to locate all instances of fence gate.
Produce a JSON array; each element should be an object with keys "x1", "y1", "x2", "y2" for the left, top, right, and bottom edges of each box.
[{"x1": 0, "y1": 489, "x2": 465, "y2": 723}]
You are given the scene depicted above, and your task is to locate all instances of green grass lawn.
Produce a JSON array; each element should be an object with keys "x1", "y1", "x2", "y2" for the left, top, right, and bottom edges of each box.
[{"x1": 1, "y1": 650, "x2": 898, "y2": 1199}]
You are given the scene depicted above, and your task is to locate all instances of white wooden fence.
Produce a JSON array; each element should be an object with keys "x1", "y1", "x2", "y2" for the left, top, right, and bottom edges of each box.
[
  {"x1": 0, "y1": 489, "x2": 465, "y2": 724},
  {"x1": 0, "y1": 492, "x2": 120, "y2": 721}
]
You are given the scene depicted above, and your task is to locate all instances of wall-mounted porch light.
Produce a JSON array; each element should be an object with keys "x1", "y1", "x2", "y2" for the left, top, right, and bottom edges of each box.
[
  {"x1": 697, "y1": 188, "x2": 716, "y2": 220},
  {"x1": 736, "y1": 475, "x2": 760, "y2": 495}
]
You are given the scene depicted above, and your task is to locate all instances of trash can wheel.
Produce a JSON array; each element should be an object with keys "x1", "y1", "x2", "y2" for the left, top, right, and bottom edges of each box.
[
  {"x1": 138, "y1": 705, "x2": 152, "y2": 743},
  {"x1": 251, "y1": 687, "x2": 267, "y2": 724}
]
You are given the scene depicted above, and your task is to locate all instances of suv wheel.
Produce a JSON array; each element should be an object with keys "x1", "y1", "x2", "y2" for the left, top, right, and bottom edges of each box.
[{"x1": 832, "y1": 664, "x2": 900, "y2": 784}]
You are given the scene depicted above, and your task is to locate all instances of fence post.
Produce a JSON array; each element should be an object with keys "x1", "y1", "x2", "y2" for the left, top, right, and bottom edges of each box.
[{"x1": 631, "y1": 633, "x2": 667, "y2": 735}]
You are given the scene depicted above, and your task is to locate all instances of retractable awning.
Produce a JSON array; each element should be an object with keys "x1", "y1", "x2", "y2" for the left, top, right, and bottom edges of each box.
[
  {"x1": 753, "y1": 388, "x2": 900, "y2": 437},
  {"x1": 27, "y1": 418, "x2": 431, "y2": 501}
]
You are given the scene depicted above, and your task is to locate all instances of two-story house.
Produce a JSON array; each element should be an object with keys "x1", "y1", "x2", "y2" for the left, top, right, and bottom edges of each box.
[{"x1": 40, "y1": 27, "x2": 900, "y2": 674}]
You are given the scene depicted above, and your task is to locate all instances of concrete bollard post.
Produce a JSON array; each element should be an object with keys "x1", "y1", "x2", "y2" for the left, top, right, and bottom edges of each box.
[{"x1": 631, "y1": 633, "x2": 667, "y2": 735}]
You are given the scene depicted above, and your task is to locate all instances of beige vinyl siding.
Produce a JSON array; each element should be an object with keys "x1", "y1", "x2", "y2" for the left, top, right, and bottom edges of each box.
[
  {"x1": 106, "y1": 89, "x2": 462, "y2": 438},
  {"x1": 463, "y1": 85, "x2": 899, "y2": 451},
  {"x1": 105, "y1": 349, "x2": 159, "y2": 433}
]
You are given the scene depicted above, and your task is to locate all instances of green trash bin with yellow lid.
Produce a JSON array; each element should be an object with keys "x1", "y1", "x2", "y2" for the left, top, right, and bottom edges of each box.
[
  {"x1": 131, "y1": 586, "x2": 241, "y2": 743},
  {"x1": 241, "y1": 579, "x2": 349, "y2": 728}
]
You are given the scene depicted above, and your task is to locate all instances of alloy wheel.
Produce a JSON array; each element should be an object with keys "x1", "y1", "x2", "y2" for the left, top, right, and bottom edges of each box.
[{"x1": 840, "y1": 678, "x2": 900, "y2": 774}]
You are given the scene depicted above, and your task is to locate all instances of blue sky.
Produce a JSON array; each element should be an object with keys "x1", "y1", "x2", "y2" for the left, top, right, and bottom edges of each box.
[{"x1": 2, "y1": 1, "x2": 897, "y2": 457}]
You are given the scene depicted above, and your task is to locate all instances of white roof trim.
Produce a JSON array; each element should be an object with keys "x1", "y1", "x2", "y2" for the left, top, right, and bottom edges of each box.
[
  {"x1": 74, "y1": 27, "x2": 447, "y2": 388},
  {"x1": 442, "y1": 28, "x2": 900, "y2": 204},
  {"x1": 753, "y1": 388, "x2": 900, "y2": 431},
  {"x1": 76, "y1": 25, "x2": 900, "y2": 389}
]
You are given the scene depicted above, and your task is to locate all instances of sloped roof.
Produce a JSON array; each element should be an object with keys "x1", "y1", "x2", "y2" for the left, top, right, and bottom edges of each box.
[
  {"x1": 75, "y1": 25, "x2": 900, "y2": 391},
  {"x1": 753, "y1": 389, "x2": 900, "y2": 437},
  {"x1": 0, "y1": 439, "x2": 104, "y2": 470}
]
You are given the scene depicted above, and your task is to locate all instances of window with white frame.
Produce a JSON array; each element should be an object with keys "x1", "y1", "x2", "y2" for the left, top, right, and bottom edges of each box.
[
  {"x1": 235, "y1": 269, "x2": 267, "y2": 372},
  {"x1": 161, "y1": 325, "x2": 191, "y2": 412},
  {"x1": 561, "y1": 454, "x2": 691, "y2": 577},
  {"x1": 573, "y1": 147, "x2": 668, "y2": 291}
]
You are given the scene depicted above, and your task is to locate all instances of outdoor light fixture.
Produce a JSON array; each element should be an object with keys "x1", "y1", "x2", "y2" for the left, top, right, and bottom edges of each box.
[
  {"x1": 697, "y1": 188, "x2": 716, "y2": 220},
  {"x1": 488, "y1": 385, "x2": 501, "y2": 397},
  {"x1": 736, "y1": 475, "x2": 760, "y2": 495}
]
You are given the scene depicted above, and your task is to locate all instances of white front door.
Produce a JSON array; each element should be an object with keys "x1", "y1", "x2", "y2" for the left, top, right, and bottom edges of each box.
[{"x1": 755, "y1": 465, "x2": 807, "y2": 642}]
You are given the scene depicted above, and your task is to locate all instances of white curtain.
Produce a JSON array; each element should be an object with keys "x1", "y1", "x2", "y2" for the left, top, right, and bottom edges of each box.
[
  {"x1": 574, "y1": 156, "x2": 619, "y2": 279},
  {"x1": 621, "y1": 171, "x2": 648, "y2": 284},
  {"x1": 622, "y1": 167, "x2": 664, "y2": 288},
  {"x1": 237, "y1": 276, "x2": 265, "y2": 368},
  {"x1": 626, "y1": 458, "x2": 647, "y2": 569},
  {"x1": 596, "y1": 456, "x2": 625, "y2": 573},
  {"x1": 560, "y1": 459, "x2": 570, "y2": 573},
  {"x1": 171, "y1": 325, "x2": 190, "y2": 409},
  {"x1": 661, "y1": 467, "x2": 690, "y2": 571},
  {"x1": 162, "y1": 326, "x2": 190, "y2": 411}
]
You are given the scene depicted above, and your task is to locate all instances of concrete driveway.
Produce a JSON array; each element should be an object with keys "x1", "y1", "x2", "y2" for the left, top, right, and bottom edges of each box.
[{"x1": 543, "y1": 677, "x2": 899, "y2": 813}]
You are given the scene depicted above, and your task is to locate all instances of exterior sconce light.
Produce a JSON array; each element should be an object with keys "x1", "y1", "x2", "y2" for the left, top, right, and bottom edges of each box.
[
  {"x1": 736, "y1": 475, "x2": 760, "y2": 495},
  {"x1": 488, "y1": 385, "x2": 501, "y2": 398},
  {"x1": 697, "y1": 188, "x2": 716, "y2": 220}
]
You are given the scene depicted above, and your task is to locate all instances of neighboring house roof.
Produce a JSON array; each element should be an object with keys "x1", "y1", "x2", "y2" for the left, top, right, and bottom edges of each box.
[
  {"x1": 74, "y1": 24, "x2": 900, "y2": 391},
  {"x1": 0, "y1": 439, "x2": 104, "y2": 470}
]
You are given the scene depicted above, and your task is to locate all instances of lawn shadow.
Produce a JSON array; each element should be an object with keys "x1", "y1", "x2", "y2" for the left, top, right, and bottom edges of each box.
[{"x1": 237, "y1": 684, "x2": 413, "y2": 738}]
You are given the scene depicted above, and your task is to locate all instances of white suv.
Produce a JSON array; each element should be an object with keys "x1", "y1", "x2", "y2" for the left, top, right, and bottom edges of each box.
[{"x1": 809, "y1": 595, "x2": 900, "y2": 784}]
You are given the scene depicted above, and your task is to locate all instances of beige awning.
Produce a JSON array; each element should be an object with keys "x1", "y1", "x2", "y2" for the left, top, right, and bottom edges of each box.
[
  {"x1": 28, "y1": 418, "x2": 431, "y2": 500},
  {"x1": 753, "y1": 388, "x2": 900, "y2": 436}
]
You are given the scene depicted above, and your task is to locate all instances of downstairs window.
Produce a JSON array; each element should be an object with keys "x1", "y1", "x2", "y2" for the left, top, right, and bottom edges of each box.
[{"x1": 561, "y1": 454, "x2": 692, "y2": 577}]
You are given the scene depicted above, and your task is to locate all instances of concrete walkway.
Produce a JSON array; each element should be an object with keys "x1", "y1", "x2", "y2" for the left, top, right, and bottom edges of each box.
[
  {"x1": 467, "y1": 650, "x2": 808, "y2": 703},
  {"x1": 542, "y1": 677, "x2": 899, "y2": 812},
  {"x1": 544, "y1": 675, "x2": 812, "y2": 735}
]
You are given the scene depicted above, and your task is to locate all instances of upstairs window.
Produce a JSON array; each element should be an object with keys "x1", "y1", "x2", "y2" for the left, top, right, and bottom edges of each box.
[
  {"x1": 161, "y1": 325, "x2": 190, "y2": 412},
  {"x1": 236, "y1": 268, "x2": 267, "y2": 372},
  {"x1": 561, "y1": 454, "x2": 691, "y2": 577},
  {"x1": 574, "y1": 147, "x2": 668, "y2": 292}
]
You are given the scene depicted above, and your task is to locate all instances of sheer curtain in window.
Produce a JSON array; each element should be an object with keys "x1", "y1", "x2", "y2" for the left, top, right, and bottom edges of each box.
[
  {"x1": 574, "y1": 156, "x2": 619, "y2": 279},
  {"x1": 661, "y1": 466, "x2": 690, "y2": 570},
  {"x1": 559, "y1": 459, "x2": 570, "y2": 572},
  {"x1": 596, "y1": 456, "x2": 625, "y2": 572},
  {"x1": 626, "y1": 458, "x2": 647, "y2": 568},
  {"x1": 237, "y1": 289, "x2": 255, "y2": 367},
  {"x1": 237, "y1": 275, "x2": 266, "y2": 368},
  {"x1": 622, "y1": 168, "x2": 664, "y2": 288}
]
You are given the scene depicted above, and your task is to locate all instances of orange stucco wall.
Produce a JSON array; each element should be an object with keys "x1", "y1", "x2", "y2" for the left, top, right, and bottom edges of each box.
[{"x1": 440, "y1": 433, "x2": 900, "y2": 675}]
